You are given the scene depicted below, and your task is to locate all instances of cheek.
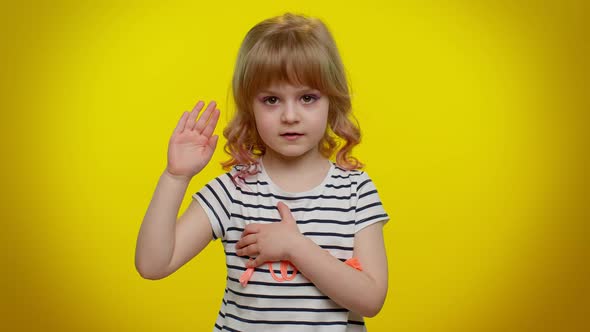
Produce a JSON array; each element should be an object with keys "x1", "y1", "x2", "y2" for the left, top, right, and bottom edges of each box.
[
  {"x1": 319, "y1": 101, "x2": 330, "y2": 130},
  {"x1": 254, "y1": 116, "x2": 274, "y2": 139},
  {"x1": 316, "y1": 108, "x2": 330, "y2": 133}
]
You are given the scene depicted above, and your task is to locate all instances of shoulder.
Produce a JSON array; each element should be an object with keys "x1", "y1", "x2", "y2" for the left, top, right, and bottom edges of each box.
[
  {"x1": 330, "y1": 163, "x2": 369, "y2": 184},
  {"x1": 207, "y1": 163, "x2": 264, "y2": 194},
  {"x1": 330, "y1": 164, "x2": 383, "y2": 197},
  {"x1": 206, "y1": 163, "x2": 258, "y2": 181},
  {"x1": 205, "y1": 170, "x2": 234, "y2": 187},
  {"x1": 230, "y1": 163, "x2": 262, "y2": 177},
  {"x1": 331, "y1": 163, "x2": 364, "y2": 178},
  {"x1": 198, "y1": 168, "x2": 242, "y2": 199}
]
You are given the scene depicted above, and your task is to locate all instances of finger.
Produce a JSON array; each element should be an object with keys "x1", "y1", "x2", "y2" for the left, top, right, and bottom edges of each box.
[
  {"x1": 247, "y1": 255, "x2": 265, "y2": 268},
  {"x1": 201, "y1": 108, "x2": 220, "y2": 138},
  {"x1": 236, "y1": 244, "x2": 259, "y2": 257},
  {"x1": 277, "y1": 201, "x2": 296, "y2": 223},
  {"x1": 194, "y1": 101, "x2": 217, "y2": 133},
  {"x1": 173, "y1": 112, "x2": 189, "y2": 135},
  {"x1": 242, "y1": 223, "x2": 261, "y2": 237},
  {"x1": 184, "y1": 100, "x2": 205, "y2": 132},
  {"x1": 235, "y1": 234, "x2": 257, "y2": 249},
  {"x1": 208, "y1": 135, "x2": 219, "y2": 150}
]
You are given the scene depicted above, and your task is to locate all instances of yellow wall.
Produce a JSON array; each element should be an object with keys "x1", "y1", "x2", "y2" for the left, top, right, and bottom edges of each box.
[{"x1": 1, "y1": 0, "x2": 588, "y2": 331}]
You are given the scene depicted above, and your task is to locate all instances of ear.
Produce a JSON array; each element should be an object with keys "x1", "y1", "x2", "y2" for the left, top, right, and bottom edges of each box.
[{"x1": 276, "y1": 201, "x2": 295, "y2": 224}]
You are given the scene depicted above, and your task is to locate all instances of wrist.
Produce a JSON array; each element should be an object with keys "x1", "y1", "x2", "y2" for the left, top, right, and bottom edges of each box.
[
  {"x1": 162, "y1": 169, "x2": 192, "y2": 184},
  {"x1": 286, "y1": 233, "x2": 312, "y2": 262}
]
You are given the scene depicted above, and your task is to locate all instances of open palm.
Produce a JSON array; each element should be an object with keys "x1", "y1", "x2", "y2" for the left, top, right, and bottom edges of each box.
[{"x1": 167, "y1": 100, "x2": 221, "y2": 179}]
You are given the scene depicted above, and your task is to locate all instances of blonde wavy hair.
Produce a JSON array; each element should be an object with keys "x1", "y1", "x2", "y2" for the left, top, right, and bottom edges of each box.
[{"x1": 221, "y1": 13, "x2": 363, "y2": 176}]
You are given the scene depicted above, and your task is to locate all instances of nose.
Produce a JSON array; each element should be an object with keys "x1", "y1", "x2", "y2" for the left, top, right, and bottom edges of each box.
[{"x1": 280, "y1": 101, "x2": 300, "y2": 124}]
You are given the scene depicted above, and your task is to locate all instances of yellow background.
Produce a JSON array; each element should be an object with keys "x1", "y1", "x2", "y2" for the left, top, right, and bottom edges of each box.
[{"x1": 1, "y1": 0, "x2": 588, "y2": 331}]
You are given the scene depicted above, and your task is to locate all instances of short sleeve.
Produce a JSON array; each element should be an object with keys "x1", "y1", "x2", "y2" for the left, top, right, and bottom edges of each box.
[
  {"x1": 192, "y1": 173, "x2": 235, "y2": 241},
  {"x1": 354, "y1": 171, "x2": 389, "y2": 233}
]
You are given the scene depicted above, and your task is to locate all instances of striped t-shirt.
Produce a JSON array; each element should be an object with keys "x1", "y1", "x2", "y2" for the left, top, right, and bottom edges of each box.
[{"x1": 193, "y1": 160, "x2": 389, "y2": 332}]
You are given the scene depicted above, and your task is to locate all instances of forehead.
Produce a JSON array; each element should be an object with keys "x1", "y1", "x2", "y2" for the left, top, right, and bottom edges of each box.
[{"x1": 241, "y1": 42, "x2": 327, "y2": 99}]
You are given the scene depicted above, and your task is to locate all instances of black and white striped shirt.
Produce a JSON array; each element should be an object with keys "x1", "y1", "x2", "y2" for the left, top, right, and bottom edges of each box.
[{"x1": 193, "y1": 161, "x2": 389, "y2": 331}]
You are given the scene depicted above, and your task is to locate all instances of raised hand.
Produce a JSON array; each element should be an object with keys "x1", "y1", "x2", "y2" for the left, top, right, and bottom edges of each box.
[{"x1": 166, "y1": 100, "x2": 220, "y2": 180}]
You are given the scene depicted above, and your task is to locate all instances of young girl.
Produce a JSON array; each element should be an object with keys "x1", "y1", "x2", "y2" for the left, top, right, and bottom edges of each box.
[{"x1": 135, "y1": 13, "x2": 389, "y2": 331}]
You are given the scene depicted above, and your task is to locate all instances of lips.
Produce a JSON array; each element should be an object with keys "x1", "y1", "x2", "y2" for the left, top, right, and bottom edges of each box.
[{"x1": 280, "y1": 132, "x2": 303, "y2": 140}]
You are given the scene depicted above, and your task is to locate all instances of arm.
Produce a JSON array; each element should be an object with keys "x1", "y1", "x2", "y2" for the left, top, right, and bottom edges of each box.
[
  {"x1": 288, "y1": 222, "x2": 388, "y2": 317},
  {"x1": 134, "y1": 171, "x2": 213, "y2": 280},
  {"x1": 236, "y1": 202, "x2": 388, "y2": 317},
  {"x1": 134, "y1": 100, "x2": 220, "y2": 280}
]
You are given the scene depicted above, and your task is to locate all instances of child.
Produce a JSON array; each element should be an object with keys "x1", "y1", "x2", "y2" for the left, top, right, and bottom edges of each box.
[{"x1": 135, "y1": 13, "x2": 389, "y2": 331}]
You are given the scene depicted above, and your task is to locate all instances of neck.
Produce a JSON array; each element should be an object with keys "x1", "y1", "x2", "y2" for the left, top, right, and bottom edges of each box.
[{"x1": 261, "y1": 149, "x2": 329, "y2": 176}]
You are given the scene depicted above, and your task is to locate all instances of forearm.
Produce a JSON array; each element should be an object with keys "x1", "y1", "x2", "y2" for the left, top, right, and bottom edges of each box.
[
  {"x1": 289, "y1": 236, "x2": 387, "y2": 317},
  {"x1": 135, "y1": 170, "x2": 191, "y2": 278}
]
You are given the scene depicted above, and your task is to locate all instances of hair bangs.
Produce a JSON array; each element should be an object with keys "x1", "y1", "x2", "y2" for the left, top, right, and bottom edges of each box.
[{"x1": 241, "y1": 31, "x2": 336, "y2": 102}]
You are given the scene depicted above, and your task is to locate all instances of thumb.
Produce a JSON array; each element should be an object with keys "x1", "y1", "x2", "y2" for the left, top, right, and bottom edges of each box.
[{"x1": 277, "y1": 201, "x2": 295, "y2": 223}]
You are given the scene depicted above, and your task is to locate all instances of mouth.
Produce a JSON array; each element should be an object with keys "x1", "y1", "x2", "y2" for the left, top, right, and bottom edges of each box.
[{"x1": 280, "y1": 132, "x2": 304, "y2": 140}]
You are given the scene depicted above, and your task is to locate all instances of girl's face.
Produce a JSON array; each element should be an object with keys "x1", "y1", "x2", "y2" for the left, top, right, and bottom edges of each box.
[{"x1": 252, "y1": 82, "x2": 329, "y2": 161}]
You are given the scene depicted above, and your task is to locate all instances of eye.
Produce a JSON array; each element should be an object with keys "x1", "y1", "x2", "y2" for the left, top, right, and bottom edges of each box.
[
  {"x1": 263, "y1": 96, "x2": 279, "y2": 105},
  {"x1": 301, "y1": 94, "x2": 319, "y2": 104}
]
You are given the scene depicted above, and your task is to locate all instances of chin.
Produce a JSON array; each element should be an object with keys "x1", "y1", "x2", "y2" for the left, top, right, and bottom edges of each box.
[
  {"x1": 270, "y1": 147, "x2": 313, "y2": 160},
  {"x1": 276, "y1": 152, "x2": 307, "y2": 159}
]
